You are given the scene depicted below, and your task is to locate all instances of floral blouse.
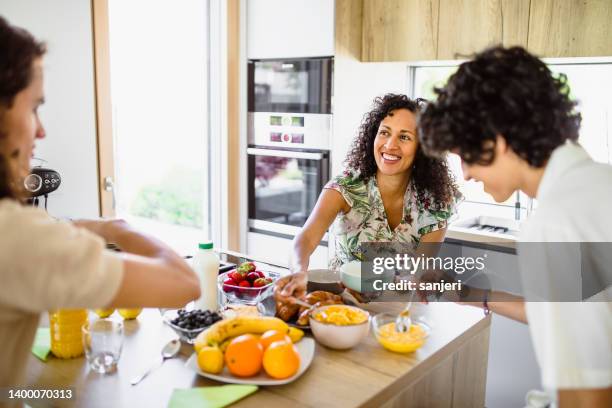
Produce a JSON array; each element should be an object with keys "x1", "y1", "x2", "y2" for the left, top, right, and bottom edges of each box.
[{"x1": 325, "y1": 170, "x2": 458, "y2": 271}]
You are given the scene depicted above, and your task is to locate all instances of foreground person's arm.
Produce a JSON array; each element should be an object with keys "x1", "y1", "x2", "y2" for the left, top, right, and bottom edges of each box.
[{"x1": 74, "y1": 219, "x2": 200, "y2": 308}]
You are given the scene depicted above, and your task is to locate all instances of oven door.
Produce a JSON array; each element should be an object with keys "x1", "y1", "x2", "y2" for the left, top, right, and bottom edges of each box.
[
  {"x1": 248, "y1": 57, "x2": 333, "y2": 114},
  {"x1": 247, "y1": 147, "x2": 330, "y2": 236}
]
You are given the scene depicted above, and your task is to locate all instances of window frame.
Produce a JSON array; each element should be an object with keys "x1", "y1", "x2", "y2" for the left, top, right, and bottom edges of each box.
[
  {"x1": 92, "y1": 0, "x2": 239, "y2": 251},
  {"x1": 407, "y1": 56, "x2": 612, "y2": 222}
]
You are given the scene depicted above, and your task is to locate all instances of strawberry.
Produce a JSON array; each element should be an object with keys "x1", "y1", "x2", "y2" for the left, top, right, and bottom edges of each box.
[
  {"x1": 230, "y1": 270, "x2": 246, "y2": 283},
  {"x1": 222, "y1": 278, "x2": 237, "y2": 292},
  {"x1": 253, "y1": 278, "x2": 267, "y2": 288},
  {"x1": 246, "y1": 272, "x2": 260, "y2": 282},
  {"x1": 256, "y1": 271, "x2": 265, "y2": 278},
  {"x1": 238, "y1": 262, "x2": 256, "y2": 273},
  {"x1": 238, "y1": 280, "x2": 251, "y2": 288}
]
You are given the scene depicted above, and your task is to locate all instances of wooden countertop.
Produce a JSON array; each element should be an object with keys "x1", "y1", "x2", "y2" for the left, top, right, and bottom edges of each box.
[{"x1": 26, "y1": 303, "x2": 490, "y2": 408}]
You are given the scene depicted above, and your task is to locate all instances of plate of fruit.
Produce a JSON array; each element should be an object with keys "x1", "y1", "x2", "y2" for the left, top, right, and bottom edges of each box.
[
  {"x1": 218, "y1": 262, "x2": 280, "y2": 305},
  {"x1": 187, "y1": 315, "x2": 314, "y2": 385}
]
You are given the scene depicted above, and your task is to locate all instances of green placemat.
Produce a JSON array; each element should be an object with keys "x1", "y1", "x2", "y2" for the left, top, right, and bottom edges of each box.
[
  {"x1": 31, "y1": 327, "x2": 51, "y2": 361},
  {"x1": 168, "y1": 385, "x2": 258, "y2": 408}
]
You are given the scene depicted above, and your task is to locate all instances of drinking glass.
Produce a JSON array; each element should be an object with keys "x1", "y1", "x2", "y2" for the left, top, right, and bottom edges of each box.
[{"x1": 82, "y1": 319, "x2": 123, "y2": 374}]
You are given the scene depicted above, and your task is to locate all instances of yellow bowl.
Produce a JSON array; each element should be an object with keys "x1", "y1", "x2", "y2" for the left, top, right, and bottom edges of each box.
[{"x1": 371, "y1": 313, "x2": 430, "y2": 353}]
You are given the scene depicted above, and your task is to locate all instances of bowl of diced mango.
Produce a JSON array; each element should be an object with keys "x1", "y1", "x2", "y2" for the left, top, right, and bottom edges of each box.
[{"x1": 309, "y1": 305, "x2": 370, "y2": 350}]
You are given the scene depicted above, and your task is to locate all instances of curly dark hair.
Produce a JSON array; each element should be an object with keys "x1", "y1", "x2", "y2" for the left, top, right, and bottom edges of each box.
[
  {"x1": 0, "y1": 15, "x2": 46, "y2": 200},
  {"x1": 345, "y1": 94, "x2": 459, "y2": 209},
  {"x1": 419, "y1": 46, "x2": 581, "y2": 167}
]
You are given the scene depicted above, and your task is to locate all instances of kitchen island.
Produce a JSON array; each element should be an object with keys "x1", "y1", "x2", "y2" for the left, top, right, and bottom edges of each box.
[{"x1": 26, "y1": 302, "x2": 490, "y2": 407}]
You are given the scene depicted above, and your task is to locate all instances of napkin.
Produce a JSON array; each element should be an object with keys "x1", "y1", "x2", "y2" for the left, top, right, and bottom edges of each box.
[
  {"x1": 31, "y1": 327, "x2": 51, "y2": 361},
  {"x1": 168, "y1": 385, "x2": 258, "y2": 408}
]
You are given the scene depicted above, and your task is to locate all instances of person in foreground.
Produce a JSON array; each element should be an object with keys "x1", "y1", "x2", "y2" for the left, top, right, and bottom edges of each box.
[
  {"x1": 275, "y1": 94, "x2": 460, "y2": 302},
  {"x1": 419, "y1": 45, "x2": 611, "y2": 407},
  {"x1": 0, "y1": 16, "x2": 200, "y2": 387}
]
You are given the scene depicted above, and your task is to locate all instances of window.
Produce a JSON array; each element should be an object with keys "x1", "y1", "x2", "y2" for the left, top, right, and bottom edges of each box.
[
  {"x1": 106, "y1": 0, "x2": 212, "y2": 254},
  {"x1": 410, "y1": 59, "x2": 612, "y2": 222}
]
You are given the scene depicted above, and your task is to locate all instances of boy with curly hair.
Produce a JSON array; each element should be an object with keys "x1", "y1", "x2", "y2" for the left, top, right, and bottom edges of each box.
[{"x1": 420, "y1": 46, "x2": 611, "y2": 407}]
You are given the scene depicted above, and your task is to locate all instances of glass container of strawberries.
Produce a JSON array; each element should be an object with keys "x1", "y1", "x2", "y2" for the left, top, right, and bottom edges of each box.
[{"x1": 217, "y1": 261, "x2": 281, "y2": 306}]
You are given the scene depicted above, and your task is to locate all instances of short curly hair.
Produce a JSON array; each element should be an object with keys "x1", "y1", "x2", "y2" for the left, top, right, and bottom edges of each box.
[
  {"x1": 345, "y1": 94, "x2": 459, "y2": 209},
  {"x1": 419, "y1": 46, "x2": 581, "y2": 167}
]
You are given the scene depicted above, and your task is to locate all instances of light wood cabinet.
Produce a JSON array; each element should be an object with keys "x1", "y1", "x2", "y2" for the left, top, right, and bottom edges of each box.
[
  {"x1": 437, "y1": 0, "x2": 530, "y2": 59},
  {"x1": 360, "y1": 0, "x2": 611, "y2": 62},
  {"x1": 362, "y1": 0, "x2": 439, "y2": 61},
  {"x1": 528, "y1": 0, "x2": 612, "y2": 57}
]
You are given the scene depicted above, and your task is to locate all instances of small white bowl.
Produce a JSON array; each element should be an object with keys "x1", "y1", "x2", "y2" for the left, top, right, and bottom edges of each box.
[{"x1": 309, "y1": 305, "x2": 370, "y2": 350}]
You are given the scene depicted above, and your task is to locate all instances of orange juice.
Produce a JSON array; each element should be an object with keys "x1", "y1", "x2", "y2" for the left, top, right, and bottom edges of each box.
[{"x1": 49, "y1": 309, "x2": 89, "y2": 359}]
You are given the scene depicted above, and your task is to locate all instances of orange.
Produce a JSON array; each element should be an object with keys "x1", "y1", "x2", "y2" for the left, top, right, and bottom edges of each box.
[
  {"x1": 259, "y1": 330, "x2": 291, "y2": 350},
  {"x1": 263, "y1": 340, "x2": 301, "y2": 379},
  {"x1": 224, "y1": 334, "x2": 263, "y2": 377}
]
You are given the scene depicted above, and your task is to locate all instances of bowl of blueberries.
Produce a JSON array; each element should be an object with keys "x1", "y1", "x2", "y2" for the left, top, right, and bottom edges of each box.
[{"x1": 162, "y1": 308, "x2": 223, "y2": 344}]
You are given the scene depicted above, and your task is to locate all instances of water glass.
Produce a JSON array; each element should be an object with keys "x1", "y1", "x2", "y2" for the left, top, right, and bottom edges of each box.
[{"x1": 82, "y1": 319, "x2": 123, "y2": 374}]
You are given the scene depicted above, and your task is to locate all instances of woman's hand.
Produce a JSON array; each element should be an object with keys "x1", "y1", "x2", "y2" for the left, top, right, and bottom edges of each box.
[{"x1": 274, "y1": 272, "x2": 308, "y2": 304}]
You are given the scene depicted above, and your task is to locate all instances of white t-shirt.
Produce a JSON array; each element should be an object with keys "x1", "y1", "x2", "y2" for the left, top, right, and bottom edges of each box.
[
  {"x1": 518, "y1": 143, "x2": 612, "y2": 397},
  {"x1": 0, "y1": 199, "x2": 124, "y2": 387}
]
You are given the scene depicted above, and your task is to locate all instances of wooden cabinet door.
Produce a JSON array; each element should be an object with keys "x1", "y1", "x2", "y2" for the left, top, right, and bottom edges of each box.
[
  {"x1": 437, "y1": 0, "x2": 529, "y2": 60},
  {"x1": 528, "y1": 0, "x2": 612, "y2": 57},
  {"x1": 362, "y1": 0, "x2": 439, "y2": 62}
]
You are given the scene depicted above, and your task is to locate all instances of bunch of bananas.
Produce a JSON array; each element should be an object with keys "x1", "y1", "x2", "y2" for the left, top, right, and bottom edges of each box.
[{"x1": 194, "y1": 315, "x2": 303, "y2": 353}]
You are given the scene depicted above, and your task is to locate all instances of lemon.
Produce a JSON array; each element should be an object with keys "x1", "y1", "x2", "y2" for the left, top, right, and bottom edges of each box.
[
  {"x1": 197, "y1": 346, "x2": 224, "y2": 374},
  {"x1": 94, "y1": 308, "x2": 115, "y2": 318},
  {"x1": 118, "y1": 308, "x2": 142, "y2": 320}
]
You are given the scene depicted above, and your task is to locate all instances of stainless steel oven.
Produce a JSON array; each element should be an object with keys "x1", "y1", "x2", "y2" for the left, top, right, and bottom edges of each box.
[
  {"x1": 247, "y1": 147, "x2": 329, "y2": 236},
  {"x1": 247, "y1": 57, "x2": 332, "y2": 238}
]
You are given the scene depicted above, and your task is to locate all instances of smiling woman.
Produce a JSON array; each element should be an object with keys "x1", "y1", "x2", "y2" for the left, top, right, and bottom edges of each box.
[{"x1": 275, "y1": 94, "x2": 461, "y2": 303}]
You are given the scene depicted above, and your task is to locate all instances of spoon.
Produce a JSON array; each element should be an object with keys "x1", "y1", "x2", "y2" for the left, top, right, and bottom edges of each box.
[
  {"x1": 395, "y1": 290, "x2": 416, "y2": 333},
  {"x1": 130, "y1": 339, "x2": 181, "y2": 385}
]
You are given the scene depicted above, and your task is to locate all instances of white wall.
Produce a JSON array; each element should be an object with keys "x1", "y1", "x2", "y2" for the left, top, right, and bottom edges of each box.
[
  {"x1": 0, "y1": 0, "x2": 100, "y2": 218},
  {"x1": 331, "y1": 60, "x2": 408, "y2": 176}
]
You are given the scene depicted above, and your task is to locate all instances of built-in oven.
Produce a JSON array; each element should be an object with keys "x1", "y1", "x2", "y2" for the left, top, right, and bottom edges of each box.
[
  {"x1": 247, "y1": 147, "x2": 329, "y2": 236},
  {"x1": 247, "y1": 57, "x2": 332, "y2": 238}
]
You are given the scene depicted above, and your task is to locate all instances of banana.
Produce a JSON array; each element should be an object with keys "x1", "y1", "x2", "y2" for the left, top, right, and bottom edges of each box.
[
  {"x1": 194, "y1": 316, "x2": 289, "y2": 352},
  {"x1": 219, "y1": 338, "x2": 232, "y2": 353}
]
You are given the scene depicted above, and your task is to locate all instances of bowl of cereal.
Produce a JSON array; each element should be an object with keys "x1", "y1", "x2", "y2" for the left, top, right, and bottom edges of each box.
[
  {"x1": 371, "y1": 313, "x2": 430, "y2": 353},
  {"x1": 309, "y1": 305, "x2": 370, "y2": 350}
]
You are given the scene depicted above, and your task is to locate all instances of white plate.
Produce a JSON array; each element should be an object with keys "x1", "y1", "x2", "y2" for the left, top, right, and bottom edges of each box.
[{"x1": 185, "y1": 337, "x2": 315, "y2": 385}]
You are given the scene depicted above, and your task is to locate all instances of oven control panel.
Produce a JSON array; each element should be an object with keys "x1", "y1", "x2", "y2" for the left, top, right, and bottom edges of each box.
[
  {"x1": 248, "y1": 112, "x2": 331, "y2": 150},
  {"x1": 269, "y1": 115, "x2": 305, "y2": 144}
]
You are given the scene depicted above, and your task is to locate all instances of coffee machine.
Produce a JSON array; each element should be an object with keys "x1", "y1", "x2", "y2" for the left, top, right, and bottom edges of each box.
[{"x1": 24, "y1": 167, "x2": 61, "y2": 209}]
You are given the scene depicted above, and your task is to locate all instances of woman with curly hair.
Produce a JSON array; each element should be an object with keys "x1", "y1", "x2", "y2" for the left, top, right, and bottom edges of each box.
[
  {"x1": 275, "y1": 93, "x2": 460, "y2": 301},
  {"x1": 420, "y1": 46, "x2": 612, "y2": 407}
]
